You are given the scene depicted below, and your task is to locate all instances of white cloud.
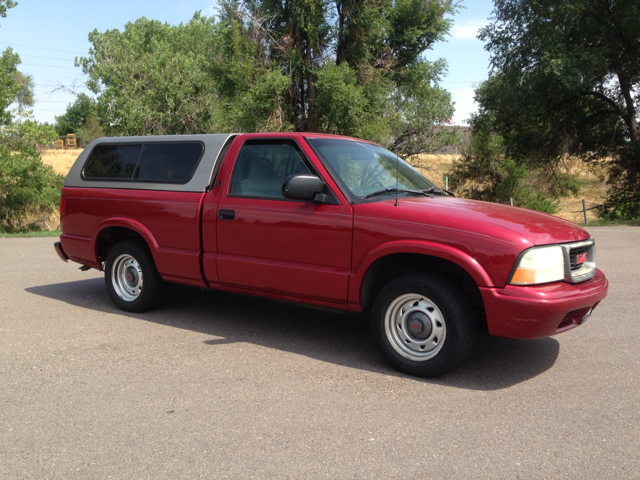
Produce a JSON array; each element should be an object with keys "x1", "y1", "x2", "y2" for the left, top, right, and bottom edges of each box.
[
  {"x1": 451, "y1": 20, "x2": 488, "y2": 41},
  {"x1": 450, "y1": 88, "x2": 478, "y2": 125}
]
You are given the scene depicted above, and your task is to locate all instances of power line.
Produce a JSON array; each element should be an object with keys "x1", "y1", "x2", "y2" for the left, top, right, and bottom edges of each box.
[
  {"x1": 0, "y1": 41, "x2": 86, "y2": 55},
  {"x1": 34, "y1": 82, "x2": 88, "y2": 87},
  {"x1": 19, "y1": 53, "x2": 77, "y2": 62},
  {"x1": 441, "y1": 80, "x2": 485, "y2": 84},
  {"x1": 21, "y1": 63, "x2": 80, "y2": 69}
]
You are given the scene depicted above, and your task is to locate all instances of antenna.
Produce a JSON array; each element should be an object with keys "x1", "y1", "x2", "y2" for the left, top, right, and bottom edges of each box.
[{"x1": 394, "y1": 153, "x2": 399, "y2": 207}]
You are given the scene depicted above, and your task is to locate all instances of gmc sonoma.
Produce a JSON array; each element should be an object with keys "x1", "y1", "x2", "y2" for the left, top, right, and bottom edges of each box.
[{"x1": 54, "y1": 133, "x2": 608, "y2": 377}]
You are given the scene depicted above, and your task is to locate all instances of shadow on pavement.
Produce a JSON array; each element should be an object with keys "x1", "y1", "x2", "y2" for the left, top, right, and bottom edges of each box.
[{"x1": 26, "y1": 278, "x2": 559, "y2": 391}]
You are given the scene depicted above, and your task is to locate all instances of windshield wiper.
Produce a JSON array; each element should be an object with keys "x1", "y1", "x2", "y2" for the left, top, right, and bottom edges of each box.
[
  {"x1": 362, "y1": 188, "x2": 434, "y2": 200},
  {"x1": 423, "y1": 187, "x2": 455, "y2": 197}
]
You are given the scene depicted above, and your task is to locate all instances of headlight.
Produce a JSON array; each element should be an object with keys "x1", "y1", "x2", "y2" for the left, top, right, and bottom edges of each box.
[{"x1": 510, "y1": 245, "x2": 565, "y2": 285}]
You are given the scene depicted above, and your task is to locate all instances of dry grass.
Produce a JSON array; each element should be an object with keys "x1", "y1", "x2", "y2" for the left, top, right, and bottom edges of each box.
[
  {"x1": 555, "y1": 159, "x2": 608, "y2": 224},
  {"x1": 408, "y1": 153, "x2": 461, "y2": 187},
  {"x1": 41, "y1": 148, "x2": 83, "y2": 176}
]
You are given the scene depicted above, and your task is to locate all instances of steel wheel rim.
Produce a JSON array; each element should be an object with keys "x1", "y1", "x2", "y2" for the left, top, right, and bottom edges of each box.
[
  {"x1": 111, "y1": 254, "x2": 143, "y2": 302},
  {"x1": 384, "y1": 293, "x2": 446, "y2": 361}
]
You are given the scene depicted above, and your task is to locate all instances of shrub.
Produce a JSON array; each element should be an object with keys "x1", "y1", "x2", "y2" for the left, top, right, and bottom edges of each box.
[
  {"x1": 447, "y1": 113, "x2": 581, "y2": 214},
  {"x1": 0, "y1": 113, "x2": 64, "y2": 232}
]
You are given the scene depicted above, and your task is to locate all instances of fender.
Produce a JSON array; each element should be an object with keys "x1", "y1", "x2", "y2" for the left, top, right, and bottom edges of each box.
[
  {"x1": 347, "y1": 239, "x2": 495, "y2": 311},
  {"x1": 91, "y1": 217, "x2": 160, "y2": 270}
]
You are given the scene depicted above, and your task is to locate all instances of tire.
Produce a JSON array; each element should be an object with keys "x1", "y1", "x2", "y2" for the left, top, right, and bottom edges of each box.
[
  {"x1": 104, "y1": 240, "x2": 167, "y2": 313},
  {"x1": 371, "y1": 274, "x2": 477, "y2": 377}
]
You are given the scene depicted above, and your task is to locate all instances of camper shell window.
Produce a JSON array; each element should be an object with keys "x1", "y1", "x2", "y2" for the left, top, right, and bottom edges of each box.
[{"x1": 82, "y1": 142, "x2": 204, "y2": 184}]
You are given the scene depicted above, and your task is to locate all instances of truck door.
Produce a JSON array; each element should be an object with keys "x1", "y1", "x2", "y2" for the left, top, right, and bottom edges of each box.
[{"x1": 213, "y1": 137, "x2": 353, "y2": 305}]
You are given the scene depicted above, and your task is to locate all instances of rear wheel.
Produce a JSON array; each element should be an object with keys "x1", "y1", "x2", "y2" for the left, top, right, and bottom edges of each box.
[
  {"x1": 104, "y1": 240, "x2": 166, "y2": 312},
  {"x1": 371, "y1": 274, "x2": 477, "y2": 377}
]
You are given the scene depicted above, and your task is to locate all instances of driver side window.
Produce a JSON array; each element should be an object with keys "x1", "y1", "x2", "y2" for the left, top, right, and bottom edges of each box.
[{"x1": 229, "y1": 142, "x2": 312, "y2": 199}]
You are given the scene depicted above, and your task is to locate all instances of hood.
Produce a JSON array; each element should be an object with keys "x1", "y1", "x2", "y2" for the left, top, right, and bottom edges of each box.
[{"x1": 365, "y1": 196, "x2": 591, "y2": 246}]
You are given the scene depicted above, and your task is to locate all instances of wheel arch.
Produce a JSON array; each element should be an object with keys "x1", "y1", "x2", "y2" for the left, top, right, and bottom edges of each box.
[
  {"x1": 92, "y1": 218, "x2": 159, "y2": 268},
  {"x1": 352, "y1": 243, "x2": 490, "y2": 328}
]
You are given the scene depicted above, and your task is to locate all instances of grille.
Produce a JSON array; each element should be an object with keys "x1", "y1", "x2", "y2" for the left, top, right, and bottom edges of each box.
[
  {"x1": 563, "y1": 239, "x2": 596, "y2": 283},
  {"x1": 569, "y1": 246, "x2": 589, "y2": 271}
]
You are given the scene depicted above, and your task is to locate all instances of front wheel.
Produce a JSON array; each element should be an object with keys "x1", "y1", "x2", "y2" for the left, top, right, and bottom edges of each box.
[
  {"x1": 371, "y1": 274, "x2": 477, "y2": 377},
  {"x1": 104, "y1": 240, "x2": 166, "y2": 312}
]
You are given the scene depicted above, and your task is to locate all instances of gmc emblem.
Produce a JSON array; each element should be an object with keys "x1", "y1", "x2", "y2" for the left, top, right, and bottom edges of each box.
[{"x1": 576, "y1": 252, "x2": 588, "y2": 264}]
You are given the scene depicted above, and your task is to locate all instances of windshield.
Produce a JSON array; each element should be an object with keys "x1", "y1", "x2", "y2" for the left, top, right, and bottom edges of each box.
[{"x1": 306, "y1": 138, "x2": 441, "y2": 200}]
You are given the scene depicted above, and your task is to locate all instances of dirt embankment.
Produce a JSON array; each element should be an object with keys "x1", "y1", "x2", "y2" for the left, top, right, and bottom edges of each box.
[{"x1": 41, "y1": 149, "x2": 607, "y2": 224}]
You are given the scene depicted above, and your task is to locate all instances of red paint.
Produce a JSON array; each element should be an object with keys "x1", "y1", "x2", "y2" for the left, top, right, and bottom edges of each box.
[
  {"x1": 58, "y1": 132, "x2": 608, "y2": 341},
  {"x1": 480, "y1": 270, "x2": 608, "y2": 338},
  {"x1": 60, "y1": 187, "x2": 205, "y2": 286}
]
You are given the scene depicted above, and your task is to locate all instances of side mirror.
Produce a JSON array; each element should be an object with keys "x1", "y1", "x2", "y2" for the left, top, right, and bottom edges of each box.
[{"x1": 282, "y1": 174, "x2": 333, "y2": 203}]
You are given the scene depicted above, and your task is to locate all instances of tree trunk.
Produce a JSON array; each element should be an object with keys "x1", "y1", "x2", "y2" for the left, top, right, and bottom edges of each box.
[
  {"x1": 300, "y1": 78, "x2": 306, "y2": 130},
  {"x1": 617, "y1": 70, "x2": 638, "y2": 141},
  {"x1": 336, "y1": 1, "x2": 346, "y2": 65},
  {"x1": 307, "y1": 36, "x2": 315, "y2": 131}
]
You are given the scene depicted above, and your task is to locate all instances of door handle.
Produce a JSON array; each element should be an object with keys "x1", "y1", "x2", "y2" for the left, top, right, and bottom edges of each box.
[{"x1": 218, "y1": 209, "x2": 235, "y2": 221}]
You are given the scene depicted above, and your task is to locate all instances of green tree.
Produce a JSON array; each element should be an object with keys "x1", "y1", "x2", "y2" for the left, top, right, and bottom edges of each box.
[
  {"x1": 0, "y1": 47, "x2": 35, "y2": 121},
  {"x1": 209, "y1": 11, "x2": 293, "y2": 132},
  {"x1": 76, "y1": 114, "x2": 104, "y2": 146},
  {"x1": 78, "y1": 1, "x2": 458, "y2": 156},
  {"x1": 447, "y1": 112, "x2": 580, "y2": 213},
  {"x1": 471, "y1": 0, "x2": 640, "y2": 218},
  {"x1": 229, "y1": 0, "x2": 458, "y2": 154},
  {"x1": 0, "y1": 0, "x2": 17, "y2": 20},
  {"x1": 78, "y1": 15, "x2": 226, "y2": 136},
  {"x1": 13, "y1": 71, "x2": 34, "y2": 111},
  {"x1": 0, "y1": 113, "x2": 64, "y2": 232},
  {"x1": 0, "y1": 4, "x2": 65, "y2": 232},
  {"x1": 0, "y1": 47, "x2": 23, "y2": 125},
  {"x1": 54, "y1": 93, "x2": 98, "y2": 135}
]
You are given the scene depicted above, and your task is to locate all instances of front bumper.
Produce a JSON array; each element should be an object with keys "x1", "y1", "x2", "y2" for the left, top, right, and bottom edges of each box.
[{"x1": 480, "y1": 269, "x2": 608, "y2": 339}]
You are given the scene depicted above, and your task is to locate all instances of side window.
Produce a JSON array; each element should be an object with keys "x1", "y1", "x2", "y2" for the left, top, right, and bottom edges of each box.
[
  {"x1": 134, "y1": 143, "x2": 203, "y2": 183},
  {"x1": 83, "y1": 145, "x2": 142, "y2": 179},
  {"x1": 229, "y1": 142, "x2": 312, "y2": 199},
  {"x1": 83, "y1": 142, "x2": 204, "y2": 184}
]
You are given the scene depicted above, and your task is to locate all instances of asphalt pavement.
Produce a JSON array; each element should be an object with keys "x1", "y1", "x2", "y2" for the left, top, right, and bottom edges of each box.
[{"x1": 1, "y1": 227, "x2": 638, "y2": 479}]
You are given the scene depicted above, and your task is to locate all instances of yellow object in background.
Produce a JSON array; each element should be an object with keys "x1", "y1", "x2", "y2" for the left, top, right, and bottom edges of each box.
[{"x1": 65, "y1": 134, "x2": 77, "y2": 149}]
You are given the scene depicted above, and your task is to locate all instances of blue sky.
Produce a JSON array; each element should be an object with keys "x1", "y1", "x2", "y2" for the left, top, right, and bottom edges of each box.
[{"x1": 2, "y1": 0, "x2": 494, "y2": 126}]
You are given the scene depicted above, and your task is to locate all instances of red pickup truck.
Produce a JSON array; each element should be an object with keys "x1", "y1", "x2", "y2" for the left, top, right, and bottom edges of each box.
[{"x1": 54, "y1": 132, "x2": 608, "y2": 377}]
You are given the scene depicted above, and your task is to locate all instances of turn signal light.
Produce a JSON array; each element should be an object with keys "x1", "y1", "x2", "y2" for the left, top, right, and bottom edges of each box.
[{"x1": 510, "y1": 268, "x2": 537, "y2": 284}]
